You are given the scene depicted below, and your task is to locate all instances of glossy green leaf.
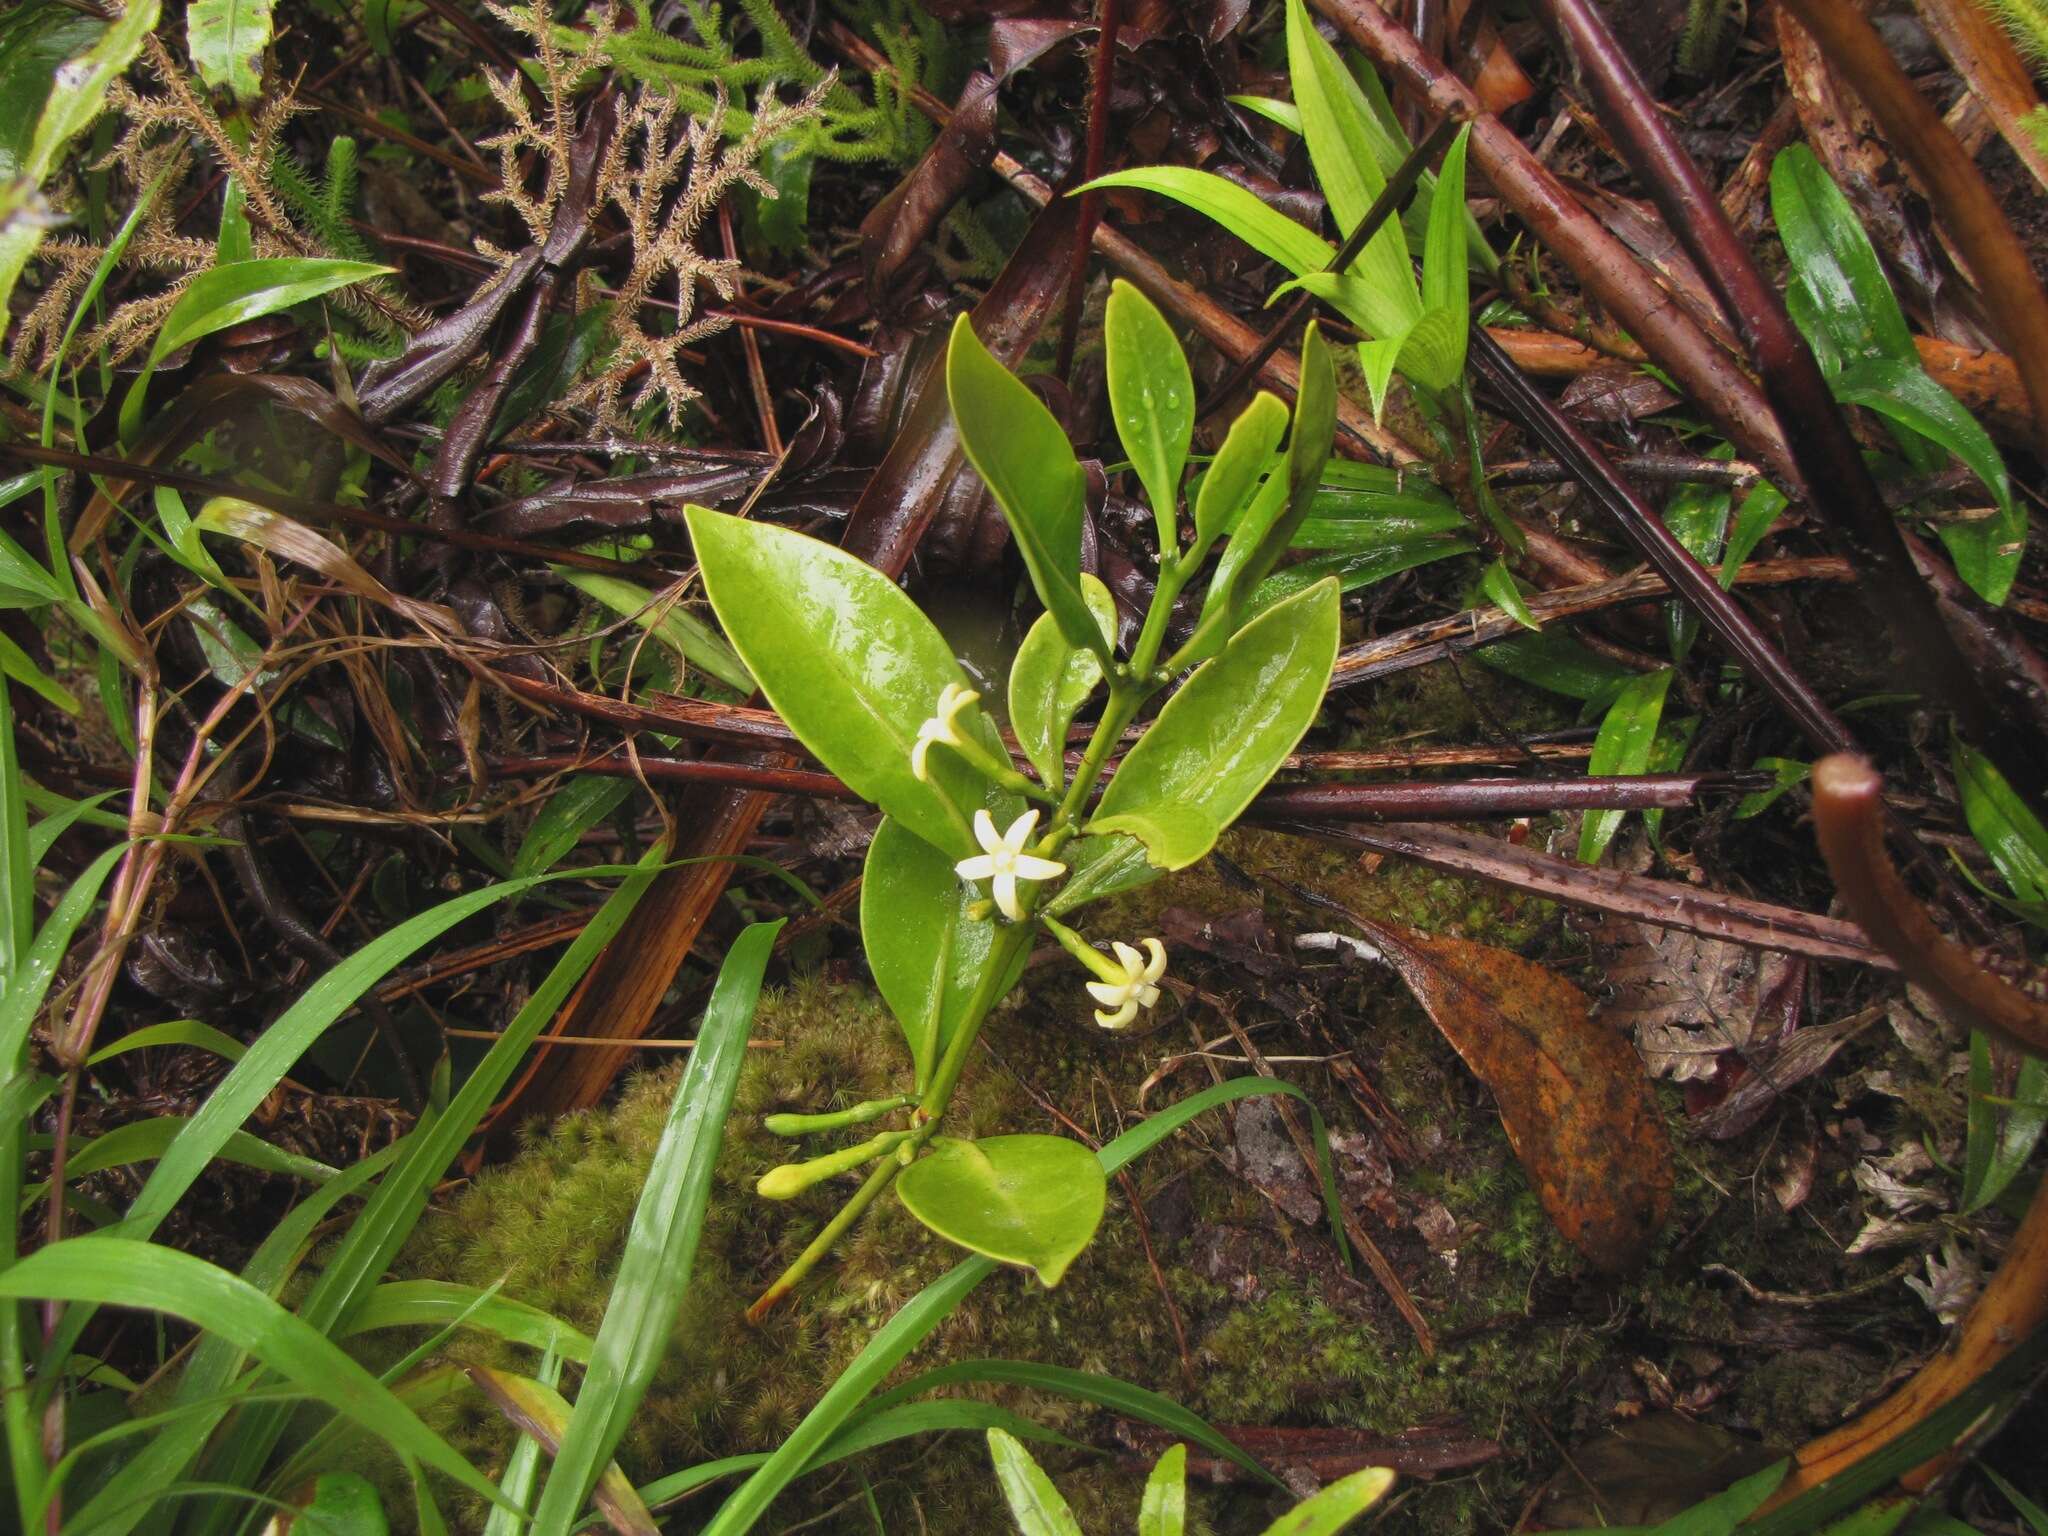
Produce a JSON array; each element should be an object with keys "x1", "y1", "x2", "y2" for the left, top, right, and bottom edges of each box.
[
  {"x1": 529, "y1": 920, "x2": 778, "y2": 1536},
  {"x1": 188, "y1": 0, "x2": 274, "y2": 102},
  {"x1": 1228, "y1": 94, "x2": 1302, "y2": 132},
  {"x1": 1095, "y1": 578, "x2": 1339, "y2": 870},
  {"x1": 120, "y1": 257, "x2": 390, "y2": 439},
  {"x1": 1734, "y1": 757, "x2": 1809, "y2": 820},
  {"x1": 1830, "y1": 358, "x2": 2021, "y2": 605},
  {"x1": 1578, "y1": 669, "x2": 1674, "y2": 864},
  {"x1": 0, "y1": 8, "x2": 103, "y2": 177},
  {"x1": 986, "y1": 1428, "x2": 1084, "y2": 1536},
  {"x1": 1192, "y1": 392, "x2": 1289, "y2": 560},
  {"x1": 1480, "y1": 558, "x2": 1539, "y2": 632},
  {"x1": 685, "y1": 505, "x2": 1007, "y2": 860},
  {"x1": 0, "y1": 1238, "x2": 505, "y2": 1507},
  {"x1": 1042, "y1": 833, "x2": 1160, "y2": 917},
  {"x1": 22, "y1": 1116, "x2": 334, "y2": 1204},
  {"x1": 1008, "y1": 574, "x2": 1116, "y2": 794},
  {"x1": 1258, "y1": 1467, "x2": 1397, "y2": 1536},
  {"x1": 83, "y1": 1018, "x2": 243, "y2": 1068},
  {"x1": 1246, "y1": 324, "x2": 1341, "y2": 596},
  {"x1": 1078, "y1": 167, "x2": 1334, "y2": 278},
  {"x1": 946, "y1": 314, "x2": 1103, "y2": 659},
  {"x1": 1249, "y1": 531, "x2": 1470, "y2": 608},
  {"x1": 284, "y1": 1473, "x2": 389, "y2": 1536},
  {"x1": 1282, "y1": 0, "x2": 1416, "y2": 316},
  {"x1": 863, "y1": 819, "x2": 1027, "y2": 1090},
  {"x1": 1106, "y1": 279, "x2": 1195, "y2": 552},
  {"x1": 1140, "y1": 1444, "x2": 1188, "y2": 1536},
  {"x1": 1272, "y1": 268, "x2": 1421, "y2": 352},
  {"x1": 513, "y1": 773, "x2": 635, "y2": 878},
  {"x1": 896, "y1": 1134, "x2": 1107, "y2": 1286},
  {"x1": 1954, "y1": 740, "x2": 2048, "y2": 905},
  {"x1": 1393, "y1": 303, "x2": 1468, "y2": 395},
  {"x1": 1772, "y1": 146, "x2": 1917, "y2": 372},
  {"x1": 553, "y1": 567, "x2": 753, "y2": 693},
  {"x1": 1661, "y1": 470, "x2": 1734, "y2": 659}
]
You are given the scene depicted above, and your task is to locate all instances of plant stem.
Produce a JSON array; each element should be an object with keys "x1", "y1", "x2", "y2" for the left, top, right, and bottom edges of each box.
[
  {"x1": 915, "y1": 923, "x2": 1035, "y2": 1121},
  {"x1": 745, "y1": 1156, "x2": 905, "y2": 1325},
  {"x1": 1052, "y1": 683, "x2": 1141, "y2": 833}
]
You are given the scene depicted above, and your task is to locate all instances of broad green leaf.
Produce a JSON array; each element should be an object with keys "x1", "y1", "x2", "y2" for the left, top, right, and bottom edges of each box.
[
  {"x1": 1272, "y1": 269, "x2": 1422, "y2": 352},
  {"x1": 0, "y1": 1238, "x2": 505, "y2": 1508},
  {"x1": 1105, "y1": 279, "x2": 1195, "y2": 553},
  {"x1": 1480, "y1": 558, "x2": 1540, "y2": 632},
  {"x1": 1140, "y1": 1444, "x2": 1188, "y2": 1536},
  {"x1": 528, "y1": 920, "x2": 778, "y2": 1536},
  {"x1": 1953, "y1": 740, "x2": 2048, "y2": 905},
  {"x1": 1578, "y1": 669, "x2": 1674, "y2": 864},
  {"x1": 986, "y1": 1428, "x2": 1084, "y2": 1536},
  {"x1": 1248, "y1": 534, "x2": 1470, "y2": 608},
  {"x1": 1829, "y1": 358, "x2": 2021, "y2": 605},
  {"x1": 1078, "y1": 167, "x2": 1334, "y2": 278},
  {"x1": 120, "y1": 257, "x2": 391, "y2": 439},
  {"x1": 1192, "y1": 392, "x2": 1288, "y2": 559},
  {"x1": 1393, "y1": 304, "x2": 1467, "y2": 395},
  {"x1": 1771, "y1": 146, "x2": 1918, "y2": 373},
  {"x1": 685, "y1": 505, "x2": 1008, "y2": 860},
  {"x1": 1355, "y1": 329, "x2": 1405, "y2": 423},
  {"x1": 1225, "y1": 323, "x2": 1341, "y2": 613},
  {"x1": 1007, "y1": 574, "x2": 1117, "y2": 793},
  {"x1": 0, "y1": 7, "x2": 103, "y2": 177},
  {"x1": 863, "y1": 818, "x2": 1028, "y2": 1090},
  {"x1": 0, "y1": 0, "x2": 160, "y2": 341},
  {"x1": 1661, "y1": 470, "x2": 1733, "y2": 660},
  {"x1": 1094, "y1": 578, "x2": 1339, "y2": 870},
  {"x1": 897, "y1": 1134, "x2": 1107, "y2": 1286},
  {"x1": 1259, "y1": 1467, "x2": 1397, "y2": 1536},
  {"x1": 283, "y1": 1473, "x2": 389, "y2": 1536},
  {"x1": 946, "y1": 314, "x2": 1104, "y2": 659},
  {"x1": 553, "y1": 568, "x2": 753, "y2": 693},
  {"x1": 1650, "y1": 1460, "x2": 1789, "y2": 1535},
  {"x1": 1283, "y1": 0, "x2": 1416, "y2": 319},
  {"x1": 0, "y1": 526, "x2": 63, "y2": 608},
  {"x1": 187, "y1": 0, "x2": 275, "y2": 103},
  {"x1": 1734, "y1": 757, "x2": 1809, "y2": 820},
  {"x1": 1042, "y1": 833, "x2": 1160, "y2": 916}
]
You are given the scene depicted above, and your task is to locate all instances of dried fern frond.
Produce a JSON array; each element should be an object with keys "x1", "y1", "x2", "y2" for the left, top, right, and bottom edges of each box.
[{"x1": 576, "y1": 78, "x2": 828, "y2": 429}]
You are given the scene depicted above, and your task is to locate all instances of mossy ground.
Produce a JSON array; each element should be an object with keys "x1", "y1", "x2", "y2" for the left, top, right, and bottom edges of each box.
[{"x1": 374, "y1": 779, "x2": 1935, "y2": 1534}]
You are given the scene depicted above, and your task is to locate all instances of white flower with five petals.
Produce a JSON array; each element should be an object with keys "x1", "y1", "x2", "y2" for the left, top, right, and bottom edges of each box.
[
  {"x1": 910, "y1": 682, "x2": 981, "y2": 782},
  {"x1": 1085, "y1": 938, "x2": 1167, "y2": 1030},
  {"x1": 953, "y1": 808, "x2": 1065, "y2": 921}
]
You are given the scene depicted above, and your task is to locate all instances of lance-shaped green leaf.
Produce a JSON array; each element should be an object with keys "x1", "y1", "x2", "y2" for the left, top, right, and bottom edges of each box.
[
  {"x1": 897, "y1": 1135, "x2": 1107, "y2": 1286},
  {"x1": 986, "y1": 1429, "x2": 1085, "y2": 1536},
  {"x1": 1191, "y1": 391, "x2": 1288, "y2": 561},
  {"x1": 1105, "y1": 279, "x2": 1194, "y2": 553},
  {"x1": 1954, "y1": 739, "x2": 2048, "y2": 905},
  {"x1": 863, "y1": 819, "x2": 1029, "y2": 1090},
  {"x1": 1283, "y1": 0, "x2": 1416, "y2": 316},
  {"x1": 1578, "y1": 668, "x2": 1674, "y2": 864},
  {"x1": 946, "y1": 315, "x2": 1105, "y2": 661},
  {"x1": 1236, "y1": 322, "x2": 1340, "y2": 600},
  {"x1": 1420, "y1": 124, "x2": 1472, "y2": 348},
  {"x1": 552, "y1": 567, "x2": 753, "y2": 693},
  {"x1": 1479, "y1": 558, "x2": 1540, "y2": 632},
  {"x1": 685, "y1": 505, "x2": 1006, "y2": 860},
  {"x1": 1094, "y1": 577, "x2": 1340, "y2": 870},
  {"x1": 1258, "y1": 1467, "x2": 1397, "y2": 1536},
  {"x1": 1771, "y1": 145, "x2": 1918, "y2": 373},
  {"x1": 1078, "y1": 168, "x2": 1334, "y2": 276},
  {"x1": 1008, "y1": 574, "x2": 1117, "y2": 793},
  {"x1": 1140, "y1": 1444, "x2": 1188, "y2": 1536}
]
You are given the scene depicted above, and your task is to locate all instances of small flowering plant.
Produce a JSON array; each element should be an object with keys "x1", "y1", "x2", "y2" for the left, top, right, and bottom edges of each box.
[{"x1": 686, "y1": 282, "x2": 1340, "y2": 1310}]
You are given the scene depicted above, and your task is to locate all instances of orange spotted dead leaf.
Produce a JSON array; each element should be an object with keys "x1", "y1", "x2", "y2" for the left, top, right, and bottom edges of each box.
[{"x1": 1348, "y1": 909, "x2": 1673, "y2": 1272}]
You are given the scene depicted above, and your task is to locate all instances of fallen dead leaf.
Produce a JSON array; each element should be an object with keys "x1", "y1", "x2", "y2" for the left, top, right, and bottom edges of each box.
[
  {"x1": 1593, "y1": 917, "x2": 1802, "y2": 1081},
  {"x1": 1331, "y1": 905, "x2": 1674, "y2": 1273}
]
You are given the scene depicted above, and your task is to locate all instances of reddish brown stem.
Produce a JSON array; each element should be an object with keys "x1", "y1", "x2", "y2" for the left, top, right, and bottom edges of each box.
[
  {"x1": 1055, "y1": 0, "x2": 1122, "y2": 383},
  {"x1": 1809, "y1": 755, "x2": 2048, "y2": 1055}
]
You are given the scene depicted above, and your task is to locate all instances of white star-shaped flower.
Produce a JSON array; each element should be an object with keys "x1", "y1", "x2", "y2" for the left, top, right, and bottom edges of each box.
[
  {"x1": 1085, "y1": 938, "x2": 1167, "y2": 1030},
  {"x1": 953, "y1": 808, "x2": 1065, "y2": 920},
  {"x1": 910, "y1": 682, "x2": 981, "y2": 782}
]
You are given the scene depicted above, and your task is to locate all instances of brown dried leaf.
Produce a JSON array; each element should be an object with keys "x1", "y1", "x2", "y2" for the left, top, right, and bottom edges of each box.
[
  {"x1": 1593, "y1": 918, "x2": 1790, "y2": 1079},
  {"x1": 1345, "y1": 910, "x2": 1673, "y2": 1272}
]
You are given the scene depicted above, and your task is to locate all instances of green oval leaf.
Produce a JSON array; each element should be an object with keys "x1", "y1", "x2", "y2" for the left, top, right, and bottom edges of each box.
[
  {"x1": 896, "y1": 1134, "x2": 1107, "y2": 1286},
  {"x1": 1771, "y1": 145, "x2": 1918, "y2": 373},
  {"x1": 1094, "y1": 577, "x2": 1340, "y2": 869},
  {"x1": 1257, "y1": 1467, "x2": 1397, "y2": 1536},
  {"x1": 1105, "y1": 279, "x2": 1195, "y2": 553},
  {"x1": 1007, "y1": 573, "x2": 1116, "y2": 793},
  {"x1": 986, "y1": 1429, "x2": 1085, "y2": 1536},
  {"x1": 684, "y1": 505, "x2": 1006, "y2": 860},
  {"x1": 863, "y1": 818, "x2": 1027, "y2": 1090},
  {"x1": 1141, "y1": 1443, "x2": 1188, "y2": 1536},
  {"x1": 945, "y1": 314, "x2": 1104, "y2": 660},
  {"x1": 188, "y1": 0, "x2": 275, "y2": 103}
]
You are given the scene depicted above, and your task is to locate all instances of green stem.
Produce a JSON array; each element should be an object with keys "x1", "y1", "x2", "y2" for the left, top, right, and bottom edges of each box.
[
  {"x1": 1052, "y1": 683, "x2": 1139, "y2": 834},
  {"x1": 764, "y1": 1096, "x2": 914, "y2": 1137},
  {"x1": 745, "y1": 1156, "x2": 904, "y2": 1324},
  {"x1": 916, "y1": 922, "x2": 1034, "y2": 1120},
  {"x1": 1127, "y1": 563, "x2": 1187, "y2": 683}
]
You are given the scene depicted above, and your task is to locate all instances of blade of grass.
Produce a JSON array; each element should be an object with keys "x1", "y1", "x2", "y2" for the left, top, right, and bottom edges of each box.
[{"x1": 531, "y1": 918, "x2": 781, "y2": 1536}]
